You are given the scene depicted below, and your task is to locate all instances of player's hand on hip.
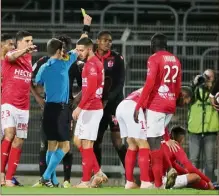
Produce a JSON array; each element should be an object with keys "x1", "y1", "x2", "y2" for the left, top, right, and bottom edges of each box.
[
  {"x1": 133, "y1": 109, "x2": 139, "y2": 123},
  {"x1": 72, "y1": 107, "x2": 81, "y2": 121},
  {"x1": 165, "y1": 139, "x2": 180, "y2": 153},
  {"x1": 26, "y1": 45, "x2": 37, "y2": 53},
  {"x1": 83, "y1": 14, "x2": 92, "y2": 26}
]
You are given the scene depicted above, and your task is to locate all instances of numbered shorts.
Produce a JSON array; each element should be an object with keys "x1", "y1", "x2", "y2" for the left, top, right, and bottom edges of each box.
[
  {"x1": 145, "y1": 109, "x2": 173, "y2": 138},
  {"x1": 74, "y1": 109, "x2": 103, "y2": 141},
  {"x1": 116, "y1": 100, "x2": 147, "y2": 140},
  {"x1": 1, "y1": 104, "x2": 29, "y2": 139},
  {"x1": 163, "y1": 174, "x2": 188, "y2": 188}
]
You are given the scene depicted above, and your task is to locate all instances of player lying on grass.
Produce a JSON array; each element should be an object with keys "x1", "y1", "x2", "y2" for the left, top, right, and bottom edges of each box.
[
  {"x1": 116, "y1": 88, "x2": 180, "y2": 189},
  {"x1": 162, "y1": 126, "x2": 215, "y2": 190}
]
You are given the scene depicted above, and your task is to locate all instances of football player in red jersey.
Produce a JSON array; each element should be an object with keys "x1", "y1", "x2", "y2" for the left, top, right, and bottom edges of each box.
[
  {"x1": 134, "y1": 33, "x2": 182, "y2": 189},
  {"x1": 72, "y1": 37, "x2": 107, "y2": 188},
  {"x1": 1, "y1": 31, "x2": 37, "y2": 186},
  {"x1": 162, "y1": 126, "x2": 215, "y2": 190}
]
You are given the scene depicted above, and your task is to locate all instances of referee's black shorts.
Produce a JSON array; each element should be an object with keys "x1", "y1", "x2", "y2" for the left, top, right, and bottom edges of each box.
[{"x1": 43, "y1": 102, "x2": 71, "y2": 142}]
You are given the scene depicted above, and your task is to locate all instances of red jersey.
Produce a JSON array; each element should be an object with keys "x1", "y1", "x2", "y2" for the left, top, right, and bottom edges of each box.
[
  {"x1": 1, "y1": 51, "x2": 32, "y2": 110},
  {"x1": 125, "y1": 88, "x2": 143, "y2": 103},
  {"x1": 136, "y1": 51, "x2": 181, "y2": 113},
  {"x1": 78, "y1": 56, "x2": 104, "y2": 110},
  {"x1": 162, "y1": 143, "x2": 210, "y2": 183}
]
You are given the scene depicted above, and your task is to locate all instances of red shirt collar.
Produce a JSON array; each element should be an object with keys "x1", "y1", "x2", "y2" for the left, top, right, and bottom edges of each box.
[{"x1": 95, "y1": 50, "x2": 111, "y2": 61}]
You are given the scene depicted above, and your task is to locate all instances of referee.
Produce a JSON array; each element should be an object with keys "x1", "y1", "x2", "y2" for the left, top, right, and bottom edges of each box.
[
  {"x1": 32, "y1": 35, "x2": 82, "y2": 188},
  {"x1": 33, "y1": 14, "x2": 92, "y2": 187},
  {"x1": 33, "y1": 38, "x2": 78, "y2": 187}
]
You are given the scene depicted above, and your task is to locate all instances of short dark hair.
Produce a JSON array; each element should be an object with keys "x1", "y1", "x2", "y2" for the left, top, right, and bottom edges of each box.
[
  {"x1": 47, "y1": 38, "x2": 63, "y2": 56},
  {"x1": 15, "y1": 30, "x2": 32, "y2": 43},
  {"x1": 97, "y1": 30, "x2": 112, "y2": 39},
  {"x1": 1, "y1": 33, "x2": 13, "y2": 42},
  {"x1": 55, "y1": 34, "x2": 72, "y2": 52},
  {"x1": 76, "y1": 37, "x2": 93, "y2": 47},
  {"x1": 170, "y1": 126, "x2": 186, "y2": 142},
  {"x1": 151, "y1": 33, "x2": 167, "y2": 51}
]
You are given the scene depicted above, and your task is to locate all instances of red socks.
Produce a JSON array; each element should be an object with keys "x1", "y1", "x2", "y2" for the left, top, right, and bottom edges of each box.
[
  {"x1": 138, "y1": 148, "x2": 150, "y2": 182},
  {"x1": 150, "y1": 148, "x2": 164, "y2": 187},
  {"x1": 92, "y1": 152, "x2": 100, "y2": 174},
  {"x1": 81, "y1": 148, "x2": 94, "y2": 182},
  {"x1": 193, "y1": 179, "x2": 209, "y2": 190},
  {"x1": 1, "y1": 139, "x2": 12, "y2": 173},
  {"x1": 125, "y1": 149, "x2": 137, "y2": 182},
  {"x1": 5, "y1": 147, "x2": 22, "y2": 180}
]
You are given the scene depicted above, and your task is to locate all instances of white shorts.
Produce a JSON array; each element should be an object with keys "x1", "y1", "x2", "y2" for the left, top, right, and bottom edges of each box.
[
  {"x1": 145, "y1": 109, "x2": 173, "y2": 138},
  {"x1": 163, "y1": 174, "x2": 188, "y2": 189},
  {"x1": 74, "y1": 109, "x2": 103, "y2": 141},
  {"x1": 1, "y1": 104, "x2": 29, "y2": 139},
  {"x1": 116, "y1": 100, "x2": 147, "y2": 140}
]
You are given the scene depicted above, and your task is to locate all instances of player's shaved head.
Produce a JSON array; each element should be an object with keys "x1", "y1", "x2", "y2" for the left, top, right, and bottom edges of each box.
[{"x1": 150, "y1": 33, "x2": 167, "y2": 53}]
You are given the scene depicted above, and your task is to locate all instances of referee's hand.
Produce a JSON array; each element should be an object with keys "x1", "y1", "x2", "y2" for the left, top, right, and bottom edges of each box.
[{"x1": 72, "y1": 107, "x2": 82, "y2": 121}]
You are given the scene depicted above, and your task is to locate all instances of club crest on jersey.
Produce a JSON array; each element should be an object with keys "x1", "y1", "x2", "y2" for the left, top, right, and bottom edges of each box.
[{"x1": 108, "y1": 60, "x2": 114, "y2": 68}]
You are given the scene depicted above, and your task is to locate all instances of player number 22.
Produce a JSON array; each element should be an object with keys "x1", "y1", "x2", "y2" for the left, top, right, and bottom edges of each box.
[{"x1": 164, "y1": 65, "x2": 179, "y2": 83}]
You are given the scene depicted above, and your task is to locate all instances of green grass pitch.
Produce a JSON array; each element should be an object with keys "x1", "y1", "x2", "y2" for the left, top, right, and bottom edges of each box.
[{"x1": 1, "y1": 186, "x2": 218, "y2": 195}]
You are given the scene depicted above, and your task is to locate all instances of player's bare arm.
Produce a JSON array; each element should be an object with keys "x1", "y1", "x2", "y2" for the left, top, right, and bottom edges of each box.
[
  {"x1": 30, "y1": 83, "x2": 45, "y2": 109},
  {"x1": 70, "y1": 14, "x2": 92, "y2": 56},
  {"x1": 7, "y1": 45, "x2": 37, "y2": 62},
  {"x1": 134, "y1": 57, "x2": 158, "y2": 123}
]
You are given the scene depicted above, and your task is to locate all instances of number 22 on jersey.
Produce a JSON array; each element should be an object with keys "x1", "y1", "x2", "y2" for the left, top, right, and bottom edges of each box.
[{"x1": 164, "y1": 65, "x2": 179, "y2": 83}]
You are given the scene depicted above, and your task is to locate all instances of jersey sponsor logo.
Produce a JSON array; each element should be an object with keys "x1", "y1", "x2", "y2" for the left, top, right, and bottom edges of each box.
[
  {"x1": 89, "y1": 67, "x2": 97, "y2": 75},
  {"x1": 14, "y1": 69, "x2": 32, "y2": 83},
  {"x1": 107, "y1": 60, "x2": 114, "y2": 67},
  {"x1": 158, "y1": 84, "x2": 175, "y2": 100}
]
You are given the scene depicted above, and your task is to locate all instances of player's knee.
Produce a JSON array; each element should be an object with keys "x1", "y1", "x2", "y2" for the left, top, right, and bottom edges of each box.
[
  {"x1": 135, "y1": 139, "x2": 150, "y2": 149},
  {"x1": 4, "y1": 128, "x2": 16, "y2": 141},
  {"x1": 12, "y1": 137, "x2": 24, "y2": 148},
  {"x1": 187, "y1": 173, "x2": 201, "y2": 184},
  {"x1": 82, "y1": 140, "x2": 93, "y2": 149},
  {"x1": 73, "y1": 136, "x2": 81, "y2": 149},
  {"x1": 126, "y1": 138, "x2": 138, "y2": 150},
  {"x1": 59, "y1": 141, "x2": 70, "y2": 154}
]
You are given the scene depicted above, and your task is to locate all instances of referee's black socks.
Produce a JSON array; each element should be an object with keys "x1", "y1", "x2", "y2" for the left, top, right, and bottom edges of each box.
[{"x1": 63, "y1": 152, "x2": 73, "y2": 182}]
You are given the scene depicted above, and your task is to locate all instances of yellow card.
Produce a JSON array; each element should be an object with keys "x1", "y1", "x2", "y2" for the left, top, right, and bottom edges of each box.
[{"x1": 81, "y1": 8, "x2": 86, "y2": 17}]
